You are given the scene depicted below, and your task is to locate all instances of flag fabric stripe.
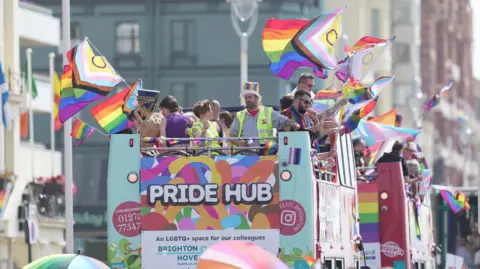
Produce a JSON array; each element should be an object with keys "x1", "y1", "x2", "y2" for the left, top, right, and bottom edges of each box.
[
  {"x1": 53, "y1": 73, "x2": 62, "y2": 130},
  {"x1": 368, "y1": 109, "x2": 397, "y2": 126},
  {"x1": 261, "y1": 18, "x2": 328, "y2": 80},
  {"x1": 90, "y1": 87, "x2": 133, "y2": 134},
  {"x1": 439, "y1": 190, "x2": 470, "y2": 214}
]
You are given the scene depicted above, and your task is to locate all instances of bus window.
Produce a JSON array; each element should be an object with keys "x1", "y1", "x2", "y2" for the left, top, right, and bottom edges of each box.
[
  {"x1": 324, "y1": 259, "x2": 333, "y2": 269},
  {"x1": 420, "y1": 262, "x2": 426, "y2": 269},
  {"x1": 335, "y1": 258, "x2": 344, "y2": 269}
]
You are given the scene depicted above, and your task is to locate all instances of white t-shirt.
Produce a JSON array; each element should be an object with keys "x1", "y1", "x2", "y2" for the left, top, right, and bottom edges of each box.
[
  {"x1": 474, "y1": 250, "x2": 480, "y2": 264},
  {"x1": 290, "y1": 87, "x2": 315, "y2": 99}
]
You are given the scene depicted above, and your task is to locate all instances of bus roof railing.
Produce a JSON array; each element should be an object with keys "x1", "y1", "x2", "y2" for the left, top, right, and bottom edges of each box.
[
  {"x1": 182, "y1": 105, "x2": 280, "y2": 113},
  {"x1": 142, "y1": 136, "x2": 277, "y2": 143}
]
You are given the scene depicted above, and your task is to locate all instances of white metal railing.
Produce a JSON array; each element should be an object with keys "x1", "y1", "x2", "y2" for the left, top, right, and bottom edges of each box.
[{"x1": 19, "y1": 1, "x2": 53, "y2": 16}]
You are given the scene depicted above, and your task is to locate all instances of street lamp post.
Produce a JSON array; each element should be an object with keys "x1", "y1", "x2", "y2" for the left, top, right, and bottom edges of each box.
[
  {"x1": 227, "y1": 0, "x2": 261, "y2": 105},
  {"x1": 62, "y1": 0, "x2": 74, "y2": 254}
]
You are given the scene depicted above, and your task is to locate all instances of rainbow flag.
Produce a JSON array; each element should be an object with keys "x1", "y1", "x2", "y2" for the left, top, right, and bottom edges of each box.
[
  {"x1": 368, "y1": 108, "x2": 397, "y2": 126},
  {"x1": 312, "y1": 99, "x2": 336, "y2": 113},
  {"x1": 262, "y1": 141, "x2": 278, "y2": 155},
  {"x1": 439, "y1": 190, "x2": 470, "y2": 213},
  {"x1": 59, "y1": 87, "x2": 103, "y2": 123},
  {"x1": 358, "y1": 183, "x2": 380, "y2": 244},
  {"x1": 0, "y1": 190, "x2": 6, "y2": 210},
  {"x1": 457, "y1": 109, "x2": 468, "y2": 124},
  {"x1": 291, "y1": 7, "x2": 345, "y2": 70},
  {"x1": 344, "y1": 98, "x2": 378, "y2": 133},
  {"x1": 347, "y1": 86, "x2": 371, "y2": 104},
  {"x1": 262, "y1": 18, "x2": 327, "y2": 80},
  {"x1": 58, "y1": 47, "x2": 105, "y2": 123},
  {"x1": 314, "y1": 88, "x2": 343, "y2": 100},
  {"x1": 53, "y1": 72, "x2": 63, "y2": 130},
  {"x1": 424, "y1": 80, "x2": 454, "y2": 111},
  {"x1": 70, "y1": 118, "x2": 95, "y2": 145},
  {"x1": 90, "y1": 85, "x2": 135, "y2": 134},
  {"x1": 351, "y1": 36, "x2": 392, "y2": 52}
]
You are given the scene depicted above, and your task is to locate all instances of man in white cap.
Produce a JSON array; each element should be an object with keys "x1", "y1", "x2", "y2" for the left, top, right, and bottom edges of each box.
[{"x1": 230, "y1": 82, "x2": 299, "y2": 147}]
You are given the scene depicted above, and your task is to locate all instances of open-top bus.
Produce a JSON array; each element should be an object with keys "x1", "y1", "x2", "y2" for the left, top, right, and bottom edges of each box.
[
  {"x1": 105, "y1": 120, "x2": 360, "y2": 269},
  {"x1": 357, "y1": 161, "x2": 436, "y2": 269}
]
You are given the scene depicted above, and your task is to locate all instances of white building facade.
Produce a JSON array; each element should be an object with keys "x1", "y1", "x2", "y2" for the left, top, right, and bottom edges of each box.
[{"x1": 1, "y1": 0, "x2": 65, "y2": 267}]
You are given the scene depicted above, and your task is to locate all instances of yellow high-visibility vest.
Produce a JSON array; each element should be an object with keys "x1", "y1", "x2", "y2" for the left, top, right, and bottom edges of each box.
[
  {"x1": 189, "y1": 120, "x2": 221, "y2": 148},
  {"x1": 236, "y1": 106, "x2": 273, "y2": 140}
]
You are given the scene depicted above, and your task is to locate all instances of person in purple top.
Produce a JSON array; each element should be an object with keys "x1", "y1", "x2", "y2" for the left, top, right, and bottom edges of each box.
[{"x1": 159, "y1": 95, "x2": 191, "y2": 147}]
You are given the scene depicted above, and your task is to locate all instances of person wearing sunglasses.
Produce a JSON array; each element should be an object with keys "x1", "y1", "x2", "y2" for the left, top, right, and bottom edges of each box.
[
  {"x1": 282, "y1": 89, "x2": 322, "y2": 133},
  {"x1": 290, "y1": 73, "x2": 316, "y2": 99}
]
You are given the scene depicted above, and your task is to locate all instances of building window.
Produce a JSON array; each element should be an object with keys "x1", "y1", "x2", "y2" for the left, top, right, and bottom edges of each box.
[
  {"x1": 394, "y1": 43, "x2": 410, "y2": 63},
  {"x1": 371, "y1": 9, "x2": 380, "y2": 37},
  {"x1": 115, "y1": 22, "x2": 140, "y2": 55},
  {"x1": 170, "y1": 20, "x2": 197, "y2": 65},
  {"x1": 170, "y1": 83, "x2": 196, "y2": 107},
  {"x1": 393, "y1": 5, "x2": 411, "y2": 25},
  {"x1": 313, "y1": 0, "x2": 321, "y2": 8}
]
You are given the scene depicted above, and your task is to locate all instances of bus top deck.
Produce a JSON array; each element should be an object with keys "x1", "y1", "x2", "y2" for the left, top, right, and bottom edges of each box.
[{"x1": 182, "y1": 105, "x2": 280, "y2": 113}]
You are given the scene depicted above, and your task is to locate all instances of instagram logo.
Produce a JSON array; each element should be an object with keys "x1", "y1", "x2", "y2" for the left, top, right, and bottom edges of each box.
[
  {"x1": 279, "y1": 200, "x2": 306, "y2": 236},
  {"x1": 281, "y1": 210, "x2": 296, "y2": 226}
]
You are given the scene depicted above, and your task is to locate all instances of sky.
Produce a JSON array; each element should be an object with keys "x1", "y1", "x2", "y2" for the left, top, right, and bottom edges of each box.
[{"x1": 472, "y1": 0, "x2": 480, "y2": 79}]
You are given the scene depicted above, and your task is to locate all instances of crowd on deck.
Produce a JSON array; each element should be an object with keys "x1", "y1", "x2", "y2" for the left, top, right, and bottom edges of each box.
[
  {"x1": 353, "y1": 136, "x2": 425, "y2": 196},
  {"x1": 122, "y1": 73, "x2": 345, "y2": 167}
]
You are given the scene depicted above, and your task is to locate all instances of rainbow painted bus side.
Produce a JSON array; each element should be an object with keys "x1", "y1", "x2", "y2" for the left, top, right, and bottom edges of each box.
[
  {"x1": 106, "y1": 132, "x2": 358, "y2": 269},
  {"x1": 357, "y1": 162, "x2": 435, "y2": 269}
]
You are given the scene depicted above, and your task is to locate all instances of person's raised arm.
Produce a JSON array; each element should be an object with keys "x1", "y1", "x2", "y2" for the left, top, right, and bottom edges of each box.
[{"x1": 272, "y1": 110, "x2": 299, "y2": 131}]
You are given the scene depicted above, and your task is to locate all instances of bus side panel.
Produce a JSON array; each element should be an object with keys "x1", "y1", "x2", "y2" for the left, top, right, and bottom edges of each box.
[
  {"x1": 357, "y1": 182, "x2": 382, "y2": 268},
  {"x1": 107, "y1": 134, "x2": 142, "y2": 269},
  {"x1": 278, "y1": 132, "x2": 315, "y2": 268},
  {"x1": 377, "y1": 162, "x2": 411, "y2": 268}
]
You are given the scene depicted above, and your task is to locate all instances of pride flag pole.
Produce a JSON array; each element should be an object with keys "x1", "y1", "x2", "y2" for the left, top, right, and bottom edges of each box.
[
  {"x1": 48, "y1": 53, "x2": 55, "y2": 177},
  {"x1": 62, "y1": 0, "x2": 74, "y2": 253},
  {"x1": 25, "y1": 49, "x2": 34, "y2": 183}
]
